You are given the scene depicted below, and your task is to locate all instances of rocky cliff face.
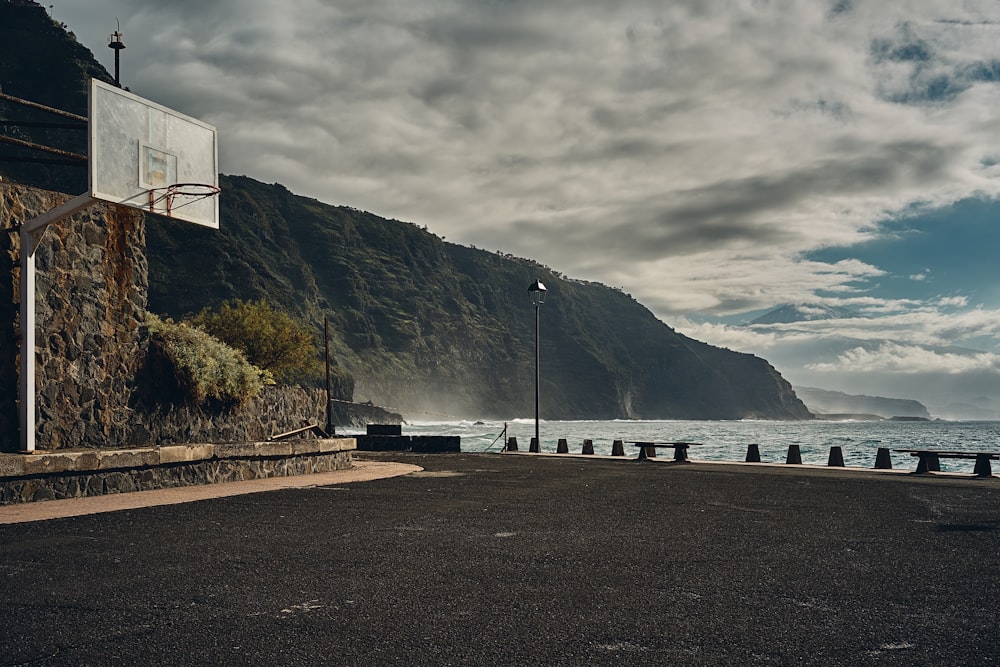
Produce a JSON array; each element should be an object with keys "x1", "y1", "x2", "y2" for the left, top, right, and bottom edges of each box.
[
  {"x1": 0, "y1": 1, "x2": 112, "y2": 196},
  {"x1": 147, "y1": 176, "x2": 813, "y2": 421}
]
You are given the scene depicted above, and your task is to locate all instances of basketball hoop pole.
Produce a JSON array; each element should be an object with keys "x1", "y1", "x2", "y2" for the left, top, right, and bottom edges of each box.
[{"x1": 18, "y1": 194, "x2": 97, "y2": 452}]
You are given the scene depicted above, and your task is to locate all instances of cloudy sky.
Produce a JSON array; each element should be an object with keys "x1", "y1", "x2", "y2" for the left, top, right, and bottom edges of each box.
[{"x1": 50, "y1": 0, "x2": 1000, "y2": 418}]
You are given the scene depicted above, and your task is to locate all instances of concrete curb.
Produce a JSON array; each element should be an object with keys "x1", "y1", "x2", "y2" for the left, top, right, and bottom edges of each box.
[{"x1": 0, "y1": 460, "x2": 421, "y2": 524}]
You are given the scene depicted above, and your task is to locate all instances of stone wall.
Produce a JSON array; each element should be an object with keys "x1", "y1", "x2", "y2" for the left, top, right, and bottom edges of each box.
[
  {"x1": 0, "y1": 438, "x2": 354, "y2": 504},
  {"x1": 37, "y1": 193, "x2": 148, "y2": 449},
  {"x1": 135, "y1": 385, "x2": 330, "y2": 445},
  {"x1": 1, "y1": 183, "x2": 148, "y2": 452},
  {"x1": 0, "y1": 183, "x2": 356, "y2": 452}
]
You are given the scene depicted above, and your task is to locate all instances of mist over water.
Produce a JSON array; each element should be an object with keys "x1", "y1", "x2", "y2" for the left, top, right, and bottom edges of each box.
[{"x1": 342, "y1": 419, "x2": 1000, "y2": 474}]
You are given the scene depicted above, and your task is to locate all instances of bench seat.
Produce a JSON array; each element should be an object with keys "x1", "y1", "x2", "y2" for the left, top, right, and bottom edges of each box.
[
  {"x1": 893, "y1": 449, "x2": 999, "y2": 477},
  {"x1": 631, "y1": 441, "x2": 702, "y2": 462}
]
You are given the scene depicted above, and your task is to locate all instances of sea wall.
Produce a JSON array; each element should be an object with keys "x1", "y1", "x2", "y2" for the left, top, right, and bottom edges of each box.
[{"x1": 0, "y1": 438, "x2": 355, "y2": 504}]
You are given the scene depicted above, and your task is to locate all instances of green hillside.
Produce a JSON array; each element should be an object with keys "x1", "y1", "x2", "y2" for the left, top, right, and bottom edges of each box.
[
  {"x1": 1, "y1": 0, "x2": 812, "y2": 421},
  {"x1": 145, "y1": 175, "x2": 810, "y2": 420}
]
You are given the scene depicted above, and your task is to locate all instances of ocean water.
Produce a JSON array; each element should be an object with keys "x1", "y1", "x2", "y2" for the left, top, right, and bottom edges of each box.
[{"x1": 340, "y1": 418, "x2": 1000, "y2": 474}]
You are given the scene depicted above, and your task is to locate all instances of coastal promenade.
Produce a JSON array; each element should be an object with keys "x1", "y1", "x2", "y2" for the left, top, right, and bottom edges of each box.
[{"x1": 2, "y1": 452, "x2": 998, "y2": 665}]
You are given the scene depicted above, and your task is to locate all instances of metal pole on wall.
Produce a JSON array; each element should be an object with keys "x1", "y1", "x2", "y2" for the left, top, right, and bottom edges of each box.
[
  {"x1": 19, "y1": 227, "x2": 36, "y2": 453},
  {"x1": 18, "y1": 194, "x2": 97, "y2": 452},
  {"x1": 324, "y1": 315, "x2": 334, "y2": 435},
  {"x1": 528, "y1": 280, "x2": 547, "y2": 453}
]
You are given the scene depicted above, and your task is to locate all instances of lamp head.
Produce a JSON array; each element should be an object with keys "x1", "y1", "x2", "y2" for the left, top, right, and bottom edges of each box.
[{"x1": 528, "y1": 279, "x2": 547, "y2": 305}]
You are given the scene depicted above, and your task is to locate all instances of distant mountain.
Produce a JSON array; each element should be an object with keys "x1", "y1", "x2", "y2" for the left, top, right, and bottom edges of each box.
[
  {"x1": 0, "y1": 3, "x2": 813, "y2": 421},
  {"x1": 793, "y1": 386, "x2": 931, "y2": 420},
  {"x1": 751, "y1": 303, "x2": 858, "y2": 325}
]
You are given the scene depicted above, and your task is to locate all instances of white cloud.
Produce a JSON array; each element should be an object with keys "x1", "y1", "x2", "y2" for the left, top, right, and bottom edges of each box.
[{"x1": 806, "y1": 342, "x2": 1000, "y2": 374}]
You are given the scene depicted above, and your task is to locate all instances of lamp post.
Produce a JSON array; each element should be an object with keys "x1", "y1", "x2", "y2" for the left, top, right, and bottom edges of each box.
[{"x1": 528, "y1": 279, "x2": 547, "y2": 452}]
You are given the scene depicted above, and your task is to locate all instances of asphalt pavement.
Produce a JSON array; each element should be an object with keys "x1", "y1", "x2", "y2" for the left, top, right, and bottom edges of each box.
[{"x1": 1, "y1": 452, "x2": 999, "y2": 666}]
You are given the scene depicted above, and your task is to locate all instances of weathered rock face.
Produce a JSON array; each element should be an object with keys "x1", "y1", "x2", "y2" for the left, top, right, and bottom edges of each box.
[
  {"x1": 146, "y1": 175, "x2": 813, "y2": 422},
  {"x1": 1, "y1": 183, "x2": 147, "y2": 451}
]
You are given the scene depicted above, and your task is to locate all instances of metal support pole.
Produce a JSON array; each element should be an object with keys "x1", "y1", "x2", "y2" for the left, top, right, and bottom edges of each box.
[
  {"x1": 17, "y1": 194, "x2": 97, "y2": 452},
  {"x1": 18, "y1": 227, "x2": 35, "y2": 453},
  {"x1": 534, "y1": 301, "x2": 540, "y2": 449}
]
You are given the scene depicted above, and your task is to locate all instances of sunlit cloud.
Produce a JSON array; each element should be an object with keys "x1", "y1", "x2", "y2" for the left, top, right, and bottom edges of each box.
[{"x1": 806, "y1": 342, "x2": 1000, "y2": 375}]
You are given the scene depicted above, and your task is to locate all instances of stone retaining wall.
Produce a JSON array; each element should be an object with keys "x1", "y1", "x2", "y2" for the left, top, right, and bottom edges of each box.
[
  {"x1": 134, "y1": 385, "x2": 331, "y2": 446},
  {"x1": 0, "y1": 438, "x2": 355, "y2": 504},
  {"x1": 1, "y1": 183, "x2": 148, "y2": 452}
]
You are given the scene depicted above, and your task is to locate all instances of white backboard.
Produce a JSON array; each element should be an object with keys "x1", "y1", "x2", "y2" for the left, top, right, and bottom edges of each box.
[{"x1": 89, "y1": 79, "x2": 219, "y2": 228}]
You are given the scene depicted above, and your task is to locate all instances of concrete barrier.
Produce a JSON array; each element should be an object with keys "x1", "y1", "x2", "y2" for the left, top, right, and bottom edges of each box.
[
  {"x1": 356, "y1": 434, "x2": 460, "y2": 453},
  {"x1": 746, "y1": 444, "x2": 761, "y2": 463},
  {"x1": 529, "y1": 437, "x2": 540, "y2": 453},
  {"x1": 874, "y1": 447, "x2": 892, "y2": 469},
  {"x1": 410, "y1": 436, "x2": 461, "y2": 453},
  {"x1": 556, "y1": 438, "x2": 569, "y2": 454},
  {"x1": 356, "y1": 435, "x2": 409, "y2": 451},
  {"x1": 581, "y1": 439, "x2": 594, "y2": 455},
  {"x1": 786, "y1": 444, "x2": 802, "y2": 465},
  {"x1": 827, "y1": 446, "x2": 845, "y2": 467},
  {"x1": 367, "y1": 424, "x2": 403, "y2": 436},
  {"x1": 506, "y1": 437, "x2": 518, "y2": 452},
  {"x1": 611, "y1": 440, "x2": 625, "y2": 456}
]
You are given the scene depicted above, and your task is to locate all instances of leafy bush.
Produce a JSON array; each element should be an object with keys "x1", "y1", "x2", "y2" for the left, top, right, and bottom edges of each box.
[
  {"x1": 145, "y1": 313, "x2": 267, "y2": 404},
  {"x1": 189, "y1": 299, "x2": 322, "y2": 385}
]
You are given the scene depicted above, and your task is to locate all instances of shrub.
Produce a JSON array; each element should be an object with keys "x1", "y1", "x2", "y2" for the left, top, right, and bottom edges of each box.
[
  {"x1": 145, "y1": 313, "x2": 267, "y2": 404},
  {"x1": 189, "y1": 299, "x2": 322, "y2": 385}
]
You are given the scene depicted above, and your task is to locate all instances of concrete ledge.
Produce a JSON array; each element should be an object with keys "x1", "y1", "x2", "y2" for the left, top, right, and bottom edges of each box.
[
  {"x1": 0, "y1": 438, "x2": 356, "y2": 475},
  {"x1": 0, "y1": 438, "x2": 357, "y2": 505},
  {"x1": 292, "y1": 438, "x2": 354, "y2": 455},
  {"x1": 96, "y1": 448, "x2": 161, "y2": 470},
  {"x1": 214, "y1": 442, "x2": 285, "y2": 458},
  {"x1": 158, "y1": 444, "x2": 216, "y2": 464}
]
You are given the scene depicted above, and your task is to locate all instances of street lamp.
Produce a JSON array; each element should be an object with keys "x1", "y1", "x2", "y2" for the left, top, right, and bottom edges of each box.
[{"x1": 528, "y1": 279, "x2": 547, "y2": 453}]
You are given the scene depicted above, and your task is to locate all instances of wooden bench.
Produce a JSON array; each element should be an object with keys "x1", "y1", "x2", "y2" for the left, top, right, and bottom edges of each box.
[
  {"x1": 632, "y1": 441, "x2": 702, "y2": 462},
  {"x1": 893, "y1": 449, "x2": 1000, "y2": 477}
]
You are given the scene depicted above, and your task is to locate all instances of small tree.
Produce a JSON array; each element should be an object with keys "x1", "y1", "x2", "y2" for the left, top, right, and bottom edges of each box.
[{"x1": 190, "y1": 299, "x2": 322, "y2": 385}]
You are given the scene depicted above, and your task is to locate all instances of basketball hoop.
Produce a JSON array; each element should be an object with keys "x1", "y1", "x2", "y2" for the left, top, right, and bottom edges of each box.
[{"x1": 147, "y1": 182, "x2": 221, "y2": 217}]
